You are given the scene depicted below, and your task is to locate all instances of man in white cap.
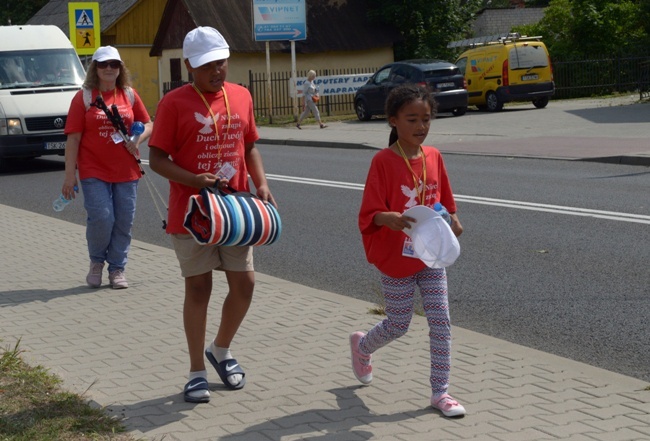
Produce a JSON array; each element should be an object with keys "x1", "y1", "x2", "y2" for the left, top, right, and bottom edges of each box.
[{"x1": 149, "y1": 26, "x2": 276, "y2": 403}]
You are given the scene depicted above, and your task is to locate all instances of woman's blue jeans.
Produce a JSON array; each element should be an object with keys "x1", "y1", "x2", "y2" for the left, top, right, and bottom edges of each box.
[{"x1": 81, "y1": 178, "x2": 138, "y2": 273}]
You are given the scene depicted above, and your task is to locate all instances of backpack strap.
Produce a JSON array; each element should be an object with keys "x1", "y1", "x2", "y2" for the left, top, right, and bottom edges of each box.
[
  {"x1": 83, "y1": 86, "x2": 135, "y2": 110},
  {"x1": 83, "y1": 86, "x2": 93, "y2": 110},
  {"x1": 124, "y1": 86, "x2": 135, "y2": 107}
]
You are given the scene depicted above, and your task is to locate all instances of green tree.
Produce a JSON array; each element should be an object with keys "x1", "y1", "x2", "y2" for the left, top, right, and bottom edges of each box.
[
  {"x1": 0, "y1": 0, "x2": 49, "y2": 26},
  {"x1": 366, "y1": 0, "x2": 484, "y2": 61},
  {"x1": 515, "y1": 0, "x2": 648, "y2": 58}
]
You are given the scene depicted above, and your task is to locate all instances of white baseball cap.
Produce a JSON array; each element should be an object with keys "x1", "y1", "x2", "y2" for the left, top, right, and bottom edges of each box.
[
  {"x1": 403, "y1": 205, "x2": 460, "y2": 268},
  {"x1": 92, "y1": 46, "x2": 122, "y2": 62},
  {"x1": 183, "y1": 26, "x2": 230, "y2": 68}
]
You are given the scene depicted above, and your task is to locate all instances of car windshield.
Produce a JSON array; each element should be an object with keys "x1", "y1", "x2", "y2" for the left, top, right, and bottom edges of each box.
[
  {"x1": 509, "y1": 45, "x2": 549, "y2": 70},
  {"x1": 0, "y1": 48, "x2": 85, "y2": 89}
]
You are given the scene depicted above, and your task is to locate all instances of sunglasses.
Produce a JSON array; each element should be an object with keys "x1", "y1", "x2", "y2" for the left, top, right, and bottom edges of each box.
[{"x1": 96, "y1": 60, "x2": 121, "y2": 69}]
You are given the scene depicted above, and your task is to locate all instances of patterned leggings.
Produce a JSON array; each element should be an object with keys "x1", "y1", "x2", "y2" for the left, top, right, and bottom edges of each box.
[{"x1": 359, "y1": 267, "x2": 451, "y2": 395}]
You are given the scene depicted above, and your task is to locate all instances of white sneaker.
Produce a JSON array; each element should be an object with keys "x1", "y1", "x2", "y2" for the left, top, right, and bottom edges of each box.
[{"x1": 431, "y1": 394, "x2": 466, "y2": 417}]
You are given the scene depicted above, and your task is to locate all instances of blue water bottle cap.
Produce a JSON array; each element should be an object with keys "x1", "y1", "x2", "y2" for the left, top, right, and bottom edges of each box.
[
  {"x1": 433, "y1": 202, "x2": 443, "y2": 211},
  {"x1": 131, "y1": 121, "x2": 145, "y2": 136}
]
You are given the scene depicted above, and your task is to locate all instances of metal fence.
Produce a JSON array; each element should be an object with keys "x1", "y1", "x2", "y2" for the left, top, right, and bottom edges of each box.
[
  {"x1": 640, "y1": 60, "x2": 650, "y2": 100},
  {"x1": 162, "y1": 55, "x2": 650, "y2": 118},
  {"x1": 553, "y1": 55, "x2": 650, "y2": 100},
  {"x1": 248, "y1": 67, "x2": 377, "y2": 119}
]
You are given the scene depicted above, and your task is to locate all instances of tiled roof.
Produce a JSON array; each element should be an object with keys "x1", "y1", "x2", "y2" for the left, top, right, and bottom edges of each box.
[
  {"x1": 151, "y1": 0, "x2": 401, "y2": 55},
  {"x1": 27, "y1": 0, "x2": 139, "y2": 33}
]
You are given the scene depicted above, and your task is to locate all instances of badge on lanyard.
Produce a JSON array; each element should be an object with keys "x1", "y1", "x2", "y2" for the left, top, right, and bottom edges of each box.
[{"x1": 215, "y1": 162, "x2": 236, "y2": 180}]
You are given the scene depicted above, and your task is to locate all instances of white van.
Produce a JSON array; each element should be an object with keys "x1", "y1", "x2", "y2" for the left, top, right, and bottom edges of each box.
[{"x1": 0, "y1": 25, "x2": 85, "y2": 166}]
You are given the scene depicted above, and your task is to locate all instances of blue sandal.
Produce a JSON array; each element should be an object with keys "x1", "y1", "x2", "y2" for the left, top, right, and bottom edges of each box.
[
  {"x1": 205, "y1": 349, "x2": 246, "y2": 390},
  {"x1": 183, "y1": 377, "x2": 210, "y2": 403}
]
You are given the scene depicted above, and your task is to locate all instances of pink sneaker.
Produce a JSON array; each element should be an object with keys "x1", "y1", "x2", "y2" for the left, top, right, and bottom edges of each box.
[
  {"x1": 349, "y1": 332, "x2": 372, "y2": 384},
  {"x1": 86, "y1": 262, "x2": 104, "y2": 288},
  {"x1": 431, "y1": 393, "x2": 466, "y2": 417},
  {"x1": 109, "y1": 270, "x2": 128, "y2": 289}
]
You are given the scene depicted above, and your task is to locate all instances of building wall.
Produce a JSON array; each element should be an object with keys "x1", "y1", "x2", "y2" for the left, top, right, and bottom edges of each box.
[
  {"x1": 155, "y1": 46, "x2": 394, "y2": 116},
  {"x1": 159, "y1": 47, "x2": 393, "y2": 85},
  {"x1": 104, "y1": 0, "x2": 167, "y2": 117},
  {"x1": 472, "y1": 8, "x2": 545, "y2": 37}
]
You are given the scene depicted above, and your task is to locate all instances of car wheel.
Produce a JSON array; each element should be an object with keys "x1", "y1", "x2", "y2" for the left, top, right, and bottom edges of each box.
[
  {"x1": 485, "y1": 91, "x2": 503, "y2": 112},
  {"x1": 533, "y1": 97, "x2": 549, "y2": 108},
  {"x1": 355, "y1": 99, "x2": 371, "y2": 121},
  {"x1": 452, "y1": 107, "x2": 467, "y2": 116}
]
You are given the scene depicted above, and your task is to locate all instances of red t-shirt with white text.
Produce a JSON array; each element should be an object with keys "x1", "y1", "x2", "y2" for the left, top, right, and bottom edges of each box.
[
  {"x1": 148, "y1": 82, "x2": 259, "y2": 234},
  {"x1": 65, "y1": 88, "x2": 150, "y2": 182},
  {"x1": 358, "y1": 146, "x2": 457, "y2": 278}
]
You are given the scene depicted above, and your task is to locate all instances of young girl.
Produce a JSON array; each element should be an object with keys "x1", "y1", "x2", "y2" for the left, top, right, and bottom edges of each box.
[{"x1": 351, "y1": 84, "x2": 465, "y2": 417}]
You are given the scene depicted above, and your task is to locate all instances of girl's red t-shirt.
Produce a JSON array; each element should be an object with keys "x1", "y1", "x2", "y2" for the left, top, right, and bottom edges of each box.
[{"x1": 359, "y1": 146, "x2": 457, "y2": 278}]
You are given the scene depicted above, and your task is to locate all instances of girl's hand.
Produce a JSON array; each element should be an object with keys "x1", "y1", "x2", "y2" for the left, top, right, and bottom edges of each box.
[{"x1": 374, "y1": 212, "x2": 416, "y2": 231}]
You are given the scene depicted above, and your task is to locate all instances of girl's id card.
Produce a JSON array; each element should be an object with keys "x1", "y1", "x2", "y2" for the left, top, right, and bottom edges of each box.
[{"x1": 402, "y1": 237, "x2": 417, "y2": 258}]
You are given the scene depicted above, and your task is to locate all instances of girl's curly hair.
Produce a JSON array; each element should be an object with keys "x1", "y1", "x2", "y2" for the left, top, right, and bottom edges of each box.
[{"x1": 385, "y1": 83, "x2": 438, "y2": 146}]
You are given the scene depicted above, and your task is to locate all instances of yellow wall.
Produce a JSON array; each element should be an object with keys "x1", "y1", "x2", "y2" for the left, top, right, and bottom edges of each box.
[
  {"x1": 115, "y1": 48, "x2": 159, "y2": 118},
  {"x1": 102, "y1": 0, "x2": 166, "y2": 117},
  {"x1": 158, "y1": 47, "x2": 393, "y2": 85}
]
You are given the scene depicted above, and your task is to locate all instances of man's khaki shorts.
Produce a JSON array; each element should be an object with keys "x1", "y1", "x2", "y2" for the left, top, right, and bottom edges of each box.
[{"x1": 171, "y1": 234, "x2": 254, "y2": 278}]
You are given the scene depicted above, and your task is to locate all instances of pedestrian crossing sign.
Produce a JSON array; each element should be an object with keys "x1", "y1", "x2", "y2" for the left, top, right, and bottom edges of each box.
[{"x1": 68, "y1": 2, "x2": 100, "y2": 56}]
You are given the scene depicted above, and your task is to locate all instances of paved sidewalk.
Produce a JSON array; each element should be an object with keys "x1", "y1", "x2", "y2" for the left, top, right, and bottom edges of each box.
[
  {"x1": 1, "y1": 204, "x2": 649, "y2": 440},
  {"x1": 258, "y1": 94, "x2": 650, "y2": 166}
]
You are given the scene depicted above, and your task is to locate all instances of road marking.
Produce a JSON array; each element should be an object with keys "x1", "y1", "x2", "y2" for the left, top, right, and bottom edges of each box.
[{"x1": 266, "y1": 174, "x2": 650, "y2": 224}]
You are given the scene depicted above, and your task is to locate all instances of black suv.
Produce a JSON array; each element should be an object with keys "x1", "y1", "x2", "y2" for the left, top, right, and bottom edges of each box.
[{"x1": 354, "y1": 59, "x2": 468, "y2": 120}]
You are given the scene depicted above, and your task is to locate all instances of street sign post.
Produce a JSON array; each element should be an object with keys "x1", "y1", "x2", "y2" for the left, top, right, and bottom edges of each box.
[
  {"x1": 68, "y1": 2, "x2": 100, "y2": 56},
  {"x1": 252, "y1": 0, "x2": 307, "y2": 121},
  {"x1": 252, "y1": 0, "x2": 307, "y2": 42}
]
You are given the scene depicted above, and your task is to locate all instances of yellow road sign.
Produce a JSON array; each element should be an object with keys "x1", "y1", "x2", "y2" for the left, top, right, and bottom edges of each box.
[{"x1": 68, "y1": 2, "x2": 100, "y2": 56}]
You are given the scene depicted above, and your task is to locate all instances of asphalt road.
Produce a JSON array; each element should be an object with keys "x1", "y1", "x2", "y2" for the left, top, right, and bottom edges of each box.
[{"x1": 1, "y1": 146, "x2": 648, "y2": 384}]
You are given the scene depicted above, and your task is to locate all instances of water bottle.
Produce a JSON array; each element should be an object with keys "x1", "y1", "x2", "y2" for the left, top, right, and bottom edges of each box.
[
  {"x1": 52, "y1": 185, "x2": 78, "y2": 212},
  {"x1": 129, "y1": 121, "x2": 145, "y2": 144},
  {"x1": 433, "y1": 202, "x2": 452, "y2": 226}
]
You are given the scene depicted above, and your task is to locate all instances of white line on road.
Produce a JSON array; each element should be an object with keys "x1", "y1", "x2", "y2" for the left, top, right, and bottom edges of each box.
[{"x1": 266, "y1": 174, "x2": 650, "y2": 224}]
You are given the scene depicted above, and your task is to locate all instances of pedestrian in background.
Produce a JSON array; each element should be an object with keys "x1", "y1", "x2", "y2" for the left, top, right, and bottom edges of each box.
[
  {"x1": 148, "y1": 26, "x2": 277, "y2": 404},
  {"x1": 61, "y1": 45, "x2": 152, "y2": 289},
  {"x1": 296, "y1": 70, "x2": 327, "y2": 129},
  {"x1": 351, "y1": 83, "x2": 466, "y2": 417}
]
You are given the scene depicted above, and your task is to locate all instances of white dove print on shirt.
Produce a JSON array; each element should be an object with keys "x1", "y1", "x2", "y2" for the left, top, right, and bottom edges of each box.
[
  {"x1": 194, "y1": 112, "x2": 218, "y2": 134},
  {"x1": 401, "y1": 182, "x2": 422, "y2": 208}
]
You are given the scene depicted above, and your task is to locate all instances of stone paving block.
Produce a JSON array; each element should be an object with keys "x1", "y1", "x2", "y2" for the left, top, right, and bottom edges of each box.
[
  {"x1": 441, "y1": 421, "x2": 517, "y2": 440},
  {"x1": 583, "y1": 414, "x2": 650, "y2": 431},
  {"x1": 540, "y1": 421, "x2": 604, "y2": 437},
  {"x1": 492, "y1": 428, "x2": 558, "y2": 441}
]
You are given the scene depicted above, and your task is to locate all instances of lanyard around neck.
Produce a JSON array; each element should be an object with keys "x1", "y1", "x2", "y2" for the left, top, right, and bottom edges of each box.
[
  {"x1": 396, "y1": 140, "x2": 427, "y2": 206},
  {"x1": 98, "y1": 88, "x2": 117, "y2": 105},
  {"x1": 191, "y1": 83, "x2": 231, "y2": 162}
]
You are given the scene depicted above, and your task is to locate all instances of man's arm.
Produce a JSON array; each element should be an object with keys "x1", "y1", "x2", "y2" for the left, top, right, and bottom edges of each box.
[
  {"x1": 244, "y1": 142, "x2": 276, "y2": 207},
  {"x1": 149, "y1": 146, "x2": 217, "y2": 189}
]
